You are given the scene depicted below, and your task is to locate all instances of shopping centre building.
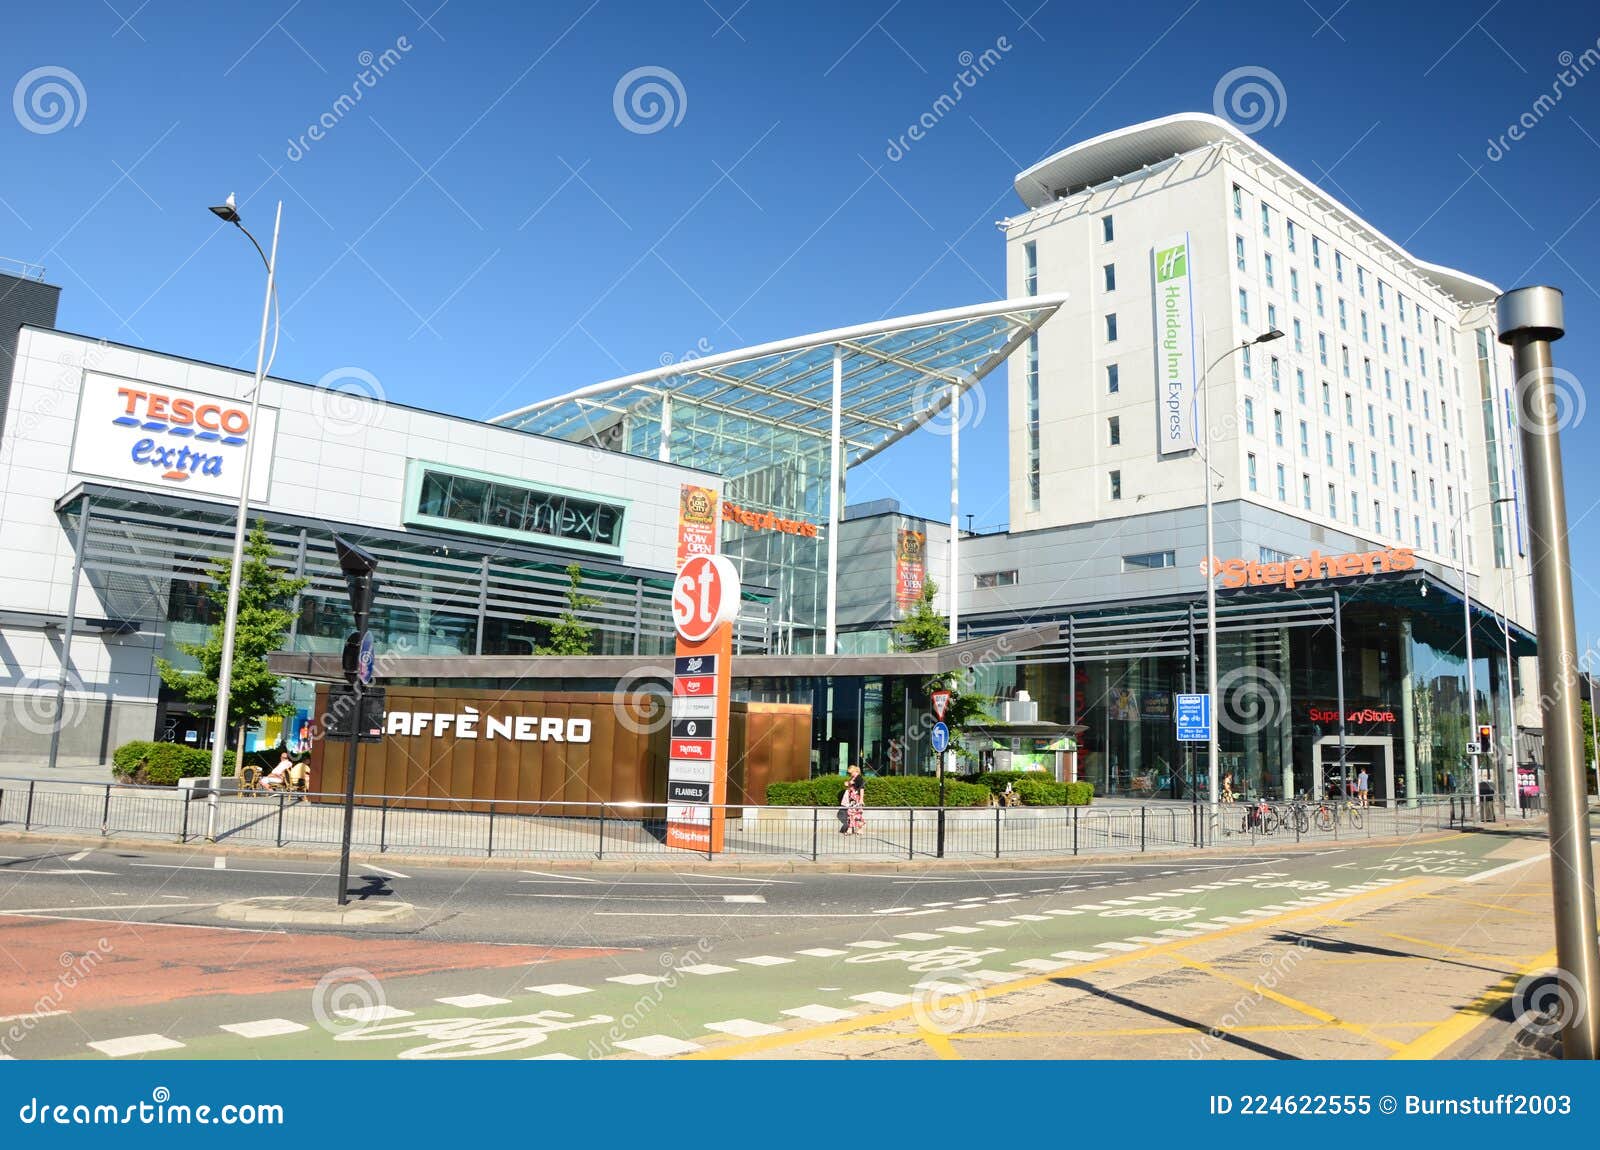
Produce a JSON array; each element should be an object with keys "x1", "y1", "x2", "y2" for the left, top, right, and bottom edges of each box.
[{"x1": 0, "y1": 113, "x2": 1539, "y2": 806}]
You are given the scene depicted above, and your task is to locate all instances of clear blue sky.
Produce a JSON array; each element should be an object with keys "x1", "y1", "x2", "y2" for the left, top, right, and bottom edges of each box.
[{"x1": 4, "y1": 1, "x2": 1598, "y2": 640}]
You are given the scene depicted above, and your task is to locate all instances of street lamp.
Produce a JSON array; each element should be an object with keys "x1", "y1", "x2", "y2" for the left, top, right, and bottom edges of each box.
[
  {"x1": 1198, "y1": 327, "x2": 1282, "y2": 820},
  {"x1": 1450, "y1": 494, "x2": 1514, "y2": 824},
  {"x1": 201, "y1": 195, "x2": 282, "y2": 843}
]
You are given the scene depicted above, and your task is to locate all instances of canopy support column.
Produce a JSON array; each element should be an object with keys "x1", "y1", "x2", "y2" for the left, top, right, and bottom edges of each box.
[
  {"x1": 825, "y1": 344, "x2": 843, "y2": 655},
  {"x1": 949, "y1": 379, "x2": 960, "y2": 644}
]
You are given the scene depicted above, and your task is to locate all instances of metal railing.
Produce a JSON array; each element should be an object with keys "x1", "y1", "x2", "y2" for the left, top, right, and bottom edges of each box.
[{"x1": 0, "y1": 777, "x2": 1490, "y2": 863}]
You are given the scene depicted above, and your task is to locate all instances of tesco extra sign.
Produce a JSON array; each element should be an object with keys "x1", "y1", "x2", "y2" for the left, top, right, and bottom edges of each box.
[
  {"x1": 70, "y1": 373, "x2": 276, "y2": 501},
  {"x1": 672, "y1": 554, "x2": 741, "y2": 644}
]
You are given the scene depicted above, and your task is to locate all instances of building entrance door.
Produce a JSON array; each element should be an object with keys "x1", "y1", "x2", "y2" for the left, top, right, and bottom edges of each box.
[{"x1": 1312, "y1": 735, "x2": 1394, "y2": 806}]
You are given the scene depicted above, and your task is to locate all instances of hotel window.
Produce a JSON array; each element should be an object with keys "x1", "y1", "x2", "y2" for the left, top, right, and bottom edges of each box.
[
  {"x1": 1360, "y1": 311, "x2": 1369, "y2": 343},
  {"x1": 1334, "y1": 250, "x2": 1345, "y2": 283},
  {"x1": 1429, "y1": 477, "x2": 1437, "y2": 508},
  {"x1": 1232, "y1": 183, "x2": 1243, "y2": 219},
  {"x1": 1270, "y1": 356, "x2": 1281, "y2": 391},
  {"x1": 1109, "y1": 469, "x2": 1122, "y2": 500},
  {"x1": 1374, "y1": 499, "x2": 1382, "y2": 529},
  {"x1": 1242, "y1": 345, "x2": 1253, "y2": 379},
  {"x1": 1357, "y1": 266, "x2": 1366, "y2": 297},
  {"x1": 1318, "y1": 333, "x2": 1328, "y2": 366},
  {"x1": 1312, "y1": 236, "x2": 1322, "y2": 269},
  {"x1": 1328, "y1": 483, "x2": 1338, "y2": 518},
  {"x1": 1425, "y1": 432, "x2": 1434, "y2": 463},
  {"x1": 1264, "y1": 254, "x2": 1275, "y2": 288},
  {"x1": 1296, "y1": 370, "x2": 1307, "y2": 403},
  {"x1": 1384, "y1": 369, "x2": 1393, "y2": 399},
  {"x1": 1369, "y1": 451, "x2": 1379, "y2": 484},
  {"x1": 1410, "y1": 469, "x2": 1420, "y2": 499},
  {"x1": 1247, "y1": 453, "x2": 1259, "y2": 492},
  {"x1": 1302, "y1": 472, "x2": 1313, "y2": 510},
  {"x1": 1432, "y1": 522, "x2": 1440, "y2": 552},
  {"x1": 1344, "y1": 391, "x2": 1354, "y2": 426},
  {"x1": 1299, "y1": 420, "x2": 1309, "y2": 456},
  {"x1": 1444, "y1": 441, "x2": 1452, "y2": 469},
  {"x1": 1107, "y1": 415, "x2": 1121, "y2": 446},
  {"x1": 1391, "y1": 460, "x2": 1399, "y2": 492},
  {"x1": 1434, "y1": 316, "x2": 1443, "y2": 345},
  {"x1": 1419, "y1": 347, "x2": 1428, "y2": 377},
  {"x1": 975, "y1": 570, "x2": 1018, "y2": 588},
  {"x1": 1367, "y1": 404, "x2": 1376, "y2": 435},
  {"x1": 1321, "y1": 381, "x2": 1331, "y2": 415},
  {"x1": 1378, "y1": 279, "x2": 1387, "y2": 309},
  {"x1": 1324, "y1": 431, "x2": 1333, "y2": 466},
  {"x1": 1415, "y1": 307, "x2": 1424, "y2": 336},
  {"x1": 1023, "y1": 241, "x2": 1038, "y2": 294},
  {"x1": 1286, "y1": 218, "x2": 1298, "y2": 252},
  {"x1": 1276, "y1": 464, "x2": 1288, "y2": 501},
  {"x1": 1101, "y1": 214, "x2": 1114, "y2": 242},
  {"x1": 1235, "y1": 235, "x2": 1246, "y2": 271},
  {"x1": 1404, "y1": 379, "x2": 1413, "y2": 410},
  {"x1": 1105, "y1": 313, "x2": 1118, "y2": 341},
  {"x1": 1315, "y1": 283, "x2": 1325, "y2": 317},
  {"x1": 1244, "y1": 397, "x2": 1256, "y2": 434},
  {"x1": 1351, "y1": 495, "x2": 1360, "y2": 526},
  {"x1": 1363, "y1": 357, "x2": 1373, "y2": 389},
  {"x1": 1338, "y1": 298, "x2": 1347, "y2": 330},
  {"x1": 1107, "y1": 363, "x2": 1119, "y2": 393},
  {"x1": 1407, "y1": 426, "x2": 1415, "y2": 457},
  {"x1": 1450, "y1": 529, "x2": 1458, "y2": 560},
  {"x1": 1293, "y1": 319, "x2": 1304, "y2": 352},
  {"x1": 1447, "y1": 485, "x2": 1455, "y2": 515},
  {"x1": 1401, "y1": 336, "x2": 1410, "y2": 366},
  {"x1": 1398, "y1": 292, "x2": 1407, "y2": 322},
  {"x1": 1274, "y1": 409, "x2": 1284, "y2": 446},
  {"x1": 1422, "y1": 387, "x2": 1431, "y2": 418},
  {"x1": 1387, "y1": 414, "x2": 1396, "y2": 445},
  {"x1": 1290, "y1": 268, "x2": 1300, "y2": 302},
  {"x1": 1394, "y1": 507, "x2": 1402, "y2": 537},
  {"x1": 1380, "y1": 323, "x2": 1389, "y2": 353},
  {"x1": 1239, "y1": 288, "x2": 1250, "y2": 325},
  {"x1": 1123, "y1": 549, "x2": 1177, "y2": 571},
  {"x1": 1103, "y1": 263, "x2": 1116, "y2": 291},
  {"x1": 1261, "y1": 202, "x2": 1272, "y2": 236},
  {"x1": 1414, "y1": 515, "x2": 1422, "y2": 548},
  {"x1": 1341, "y1": 345, "x2": 1351, "y2": 378}
]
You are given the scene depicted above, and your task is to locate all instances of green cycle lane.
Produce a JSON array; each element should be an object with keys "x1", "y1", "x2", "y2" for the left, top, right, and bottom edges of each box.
[{"x1": 50, "y1": 830, "x2": 1523, "y2": 1060}]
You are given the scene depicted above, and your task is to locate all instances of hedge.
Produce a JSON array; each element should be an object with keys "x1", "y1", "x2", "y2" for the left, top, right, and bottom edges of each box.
[
  {"x1": 973, "y1": 772, "x2": 1094, "y2": 806},
  {"x1": 765, "y1": 775, "x2": 989, "y2": 808},
  {"x1": 111, "y1": 741, "x2": 292, "y2": 787}
]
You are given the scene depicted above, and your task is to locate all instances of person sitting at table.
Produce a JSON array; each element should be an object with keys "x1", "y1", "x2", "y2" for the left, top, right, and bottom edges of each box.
[{"x1": 260, "y1": 753, "x2": 293, "y2": 790}]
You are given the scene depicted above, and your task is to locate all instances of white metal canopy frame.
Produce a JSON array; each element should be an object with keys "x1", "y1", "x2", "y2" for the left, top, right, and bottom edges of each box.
[{"x1": 491, "y1": 296, "x2": 1069, "y2": 653}]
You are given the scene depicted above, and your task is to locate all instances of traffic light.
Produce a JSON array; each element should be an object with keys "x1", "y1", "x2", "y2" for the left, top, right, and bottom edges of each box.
[{"x1": 1477, "y1": 723, "x2": 1494, "y2": 756}]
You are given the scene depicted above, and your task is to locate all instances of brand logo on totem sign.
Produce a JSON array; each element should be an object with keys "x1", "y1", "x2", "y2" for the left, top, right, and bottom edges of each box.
[
  {"x1": 1204, "y1": 547, "x2": 1416, "y2": 591},
  {"x1": 385, "y1": 707, "x2": 593, "y2": 742}
]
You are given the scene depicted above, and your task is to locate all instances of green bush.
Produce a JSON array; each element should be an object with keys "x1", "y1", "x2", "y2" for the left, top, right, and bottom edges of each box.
[
  {"x1": 764, "y1": 775, "x2": 988, "y2": 807},
  {"x1": 111, "y1": 740, "x2": 292, "y2": 786},
  {"x1": 1064, "y1": 781, "x2": 1094, "y2": 805},
  {"x1": 970, "y1": 772, "x2": 1093, "y2": 806}
]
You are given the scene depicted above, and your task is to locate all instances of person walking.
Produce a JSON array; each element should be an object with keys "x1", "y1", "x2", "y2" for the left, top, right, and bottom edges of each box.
[
  {"x1": 1355, "y1": 766, "x2": 1370, "y2": 808},
  {"x1": 841, "y1": 763, "x2": 866, "y2": 835}
]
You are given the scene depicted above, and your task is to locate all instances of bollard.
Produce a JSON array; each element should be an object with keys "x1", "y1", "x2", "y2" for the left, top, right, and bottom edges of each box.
[
  {"x1": 995, "y1": 805, "x2": 1002, "y2": 859},
  {"x1": 1072, "y1": 804, "x2": 1079, "y2": 856},
  {"x1": 101, "y1": 783, "x2": 111, "y2": 836},
  {"x1": 811, "y1": 806, "x2": 819, "y2": 863},
  {"x1": 276, "y1": 791, "x2": 286, "y2": 848},
  {"x1": 1140, "y1": 805, "x2": 1146, "y2": 852},
  {"x1": 24, "y1": 779, "x2": 36, "y2": 831},
  {"x1": 598, "y1": 804, "x2": 607, "y2": 861},
  {"x1": 179, "y1": 791, "x2": 189, "y2": 843},
  {"x1": 907, "y1": 807, "x2": 915, "y2": 860},
  {"x1": 486, "y1": 801, "x2": 497, "y2": 858}
]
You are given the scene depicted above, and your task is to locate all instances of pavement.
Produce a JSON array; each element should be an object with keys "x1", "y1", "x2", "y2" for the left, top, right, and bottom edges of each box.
[{"x1": 0, "y1": 815, "x2": 1587, "y2": 1061}]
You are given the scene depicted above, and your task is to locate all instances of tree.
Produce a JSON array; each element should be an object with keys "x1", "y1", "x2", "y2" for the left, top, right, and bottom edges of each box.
[
  {"x1": 156, "y1": 521, "x2": 307, "y2": 760},
  {"x1": 534, "y1": 564, "x2": 600, "y2": 655},
  {"x1": 892, "y1": 577, "x2": 991, "y2": 759}
]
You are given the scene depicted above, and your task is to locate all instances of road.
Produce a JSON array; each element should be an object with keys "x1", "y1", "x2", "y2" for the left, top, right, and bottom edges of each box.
[{"x1": 0, "y1": 823, "x2": 1569, "y2": 1060}]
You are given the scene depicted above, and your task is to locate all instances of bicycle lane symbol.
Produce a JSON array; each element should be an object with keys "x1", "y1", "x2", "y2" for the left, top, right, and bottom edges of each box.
[
  {"x1": 1098, "y1": 906, "x2": 1203, "y2": 923},
  {"x1": 845, "y1": 945, "x2": 1004, "y2": 972}
]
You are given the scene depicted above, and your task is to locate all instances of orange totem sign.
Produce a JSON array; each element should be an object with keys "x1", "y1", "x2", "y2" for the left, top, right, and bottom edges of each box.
[{"x1": 666, "y1": 553, "x2": 741, "y2": 852}]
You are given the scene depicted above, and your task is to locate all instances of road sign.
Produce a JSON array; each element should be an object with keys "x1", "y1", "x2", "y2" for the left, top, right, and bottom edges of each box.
[
  {"x1": 672, "y1": 554, "x2": 741, "y2": 643},
  {"x1": 356, "y1": 630, "x2": 375, "y2": 687},
  {"x1": 1175, "y1": 693, "x2": 1211, "y2": 742},
  {"x1": 324, "y1": 685, "x2": 386, "y2": 743},
  {"x1": 930, "y1": 689, "x2": 951, "y2": 721},
  {"x1": 930, "y1": 721, "x2": 950, "y2": 754}
]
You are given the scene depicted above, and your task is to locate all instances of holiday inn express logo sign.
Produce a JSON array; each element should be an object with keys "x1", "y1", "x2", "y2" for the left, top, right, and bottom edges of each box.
[{"x1": 1153, "y1": 233, "x2": 1197, "y2": 457}]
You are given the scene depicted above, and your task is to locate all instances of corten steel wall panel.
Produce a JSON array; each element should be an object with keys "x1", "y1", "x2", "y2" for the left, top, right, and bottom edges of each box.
[
  {"x1": 308, "y1": 687, "x2": 659, "y2": 811},
  {"x1": 727, "y1": 702, "x2": 811, "y2": 804}
]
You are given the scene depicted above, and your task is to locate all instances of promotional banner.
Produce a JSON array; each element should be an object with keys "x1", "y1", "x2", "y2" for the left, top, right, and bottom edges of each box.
[
  {"x1": 676, "y1": 483, "x2": 719, "y2": 564},
  {"x1": 667, "y1": 553, "x2": 740, "y2": 852},
  {"x1": 894, "y1": 525, "x2": 927, "y2": 608},
  {"x1": 1153, "y1": 233, "x2": 1197, "y2": 456},
  {"x1": 69, "y1": 373, "x2": 277, "y2": 501}
]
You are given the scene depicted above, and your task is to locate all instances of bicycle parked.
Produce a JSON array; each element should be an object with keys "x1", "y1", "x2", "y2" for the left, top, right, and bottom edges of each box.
[
  {"x1": 1313, "y1": 798, "x2": 1364, "y2": 831},
  {"x1": 1261, "y1": 798, "x2": 1311, "y2": 836}
]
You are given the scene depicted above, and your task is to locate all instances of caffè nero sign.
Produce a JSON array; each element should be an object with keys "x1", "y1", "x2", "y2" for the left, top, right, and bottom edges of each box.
[{"x1": 385, "y1": 706, "x2": 592, "y2": 742}]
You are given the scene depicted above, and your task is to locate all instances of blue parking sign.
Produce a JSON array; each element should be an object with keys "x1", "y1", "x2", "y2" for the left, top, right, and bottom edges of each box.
[{"x1": 1175, "y1": 694, "x2": 1211, "y2": 742}]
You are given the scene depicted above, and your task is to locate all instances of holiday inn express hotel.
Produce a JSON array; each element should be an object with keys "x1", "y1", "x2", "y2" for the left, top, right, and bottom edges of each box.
[{"x1": 0, "y1": 113, "x2": 1538, "y2": 808}]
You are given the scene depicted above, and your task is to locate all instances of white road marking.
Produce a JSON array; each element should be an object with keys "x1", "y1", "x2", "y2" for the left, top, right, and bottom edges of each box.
[
  {"x1": 722, "y1": 894, "x2": 765, "y2": 904},
  {"x1": 88, "y1": 1034, "x2": 184, "y2": 1058},
  {"x1": 360, "y1": 863, "x2": 411, "y2": 879},
  {"x1": 615, "y1": 1034, "x2": 701, "y2": 1056},
  {"x1": 678, "y1": 872, "x2": 796, "y2": 884},
  {"x1": 846, "y1": 940, "x2": 895, "y2": 950},
  {"x1": 1011, "y1": 958, "x2": 1064, "y2": 972},
  {"x1": 678, "y1": 964, "x2": 736, "y2": 976},
  {"x1": 1462, "y1": 855, "x2": 1544, "y2": 884},
  {"x1": 607, "y1": 974, "x2": 667, "y2": 986},
  {"x1": 894, "y1": 932, "x2": 942, "y2": 941},
  {"x1": 1012, "y1": 913, "x2": 1051, "y2": 922},
  {"x1": 213, "y1": 857, "x2": 226, "y2": 870},
  {"x1": 851, "y1": 991, "x2": 913, "y2": 1007},
  {"x1": 436, "y1": 995, "x2": 510, "y2": 1008},
  {"x1": 527, "y1": 983, "x2": 592, "y2": 997},
  {"x1": 1044, "y1": 909, "x2": 1082, "y2": 916},
  {"x1": 738, "y1": 955, "x2": 794, "y2": 967},
  {"x1": 220, "y1": 1018, "x2": 308, "y2": 1038},
  {"x1": 1095, "y1": 940, "x2": 1143, "y2": 952},
  {"x1": 0, "y1": 1010, "x2": 67, "y2": 1023},
  {"x1": 704, "y1": 1019, "x2": 785, "y2": 1037},
  {"x1": 1050, "y1": 950, "x2": 1106, "y2": 962},
  {"x1": 526, "y1": 1052, "x2": 578, "y2": 1060},
  {"x1": 977, "y1": 920, "x2": 1019, "y2": 928},
  {"x1": 0, "y1": 901, "x2": 210, "y2": 914},
  {"x1": 7, "y1": 868, "x2": 118, "y2": 876},
  {"x1": 67, "y1": 850, "x2": 91, "y2": 863},
  {"x1": 781, "y1": 1004, "x2": 857, "y2": 1022},
  {"x1": 129, "y1": 863, "x2": 331, "y2": 878},
  {"x1": 521, "y1": 870, "x2": 601, "y2": 882},
  {"x1": 796, "y1": 948, "x2": 847, "y2": 958},
  {"x1": 937, "y1": 925, "x2": 983, "y2": 935},
  {"x1": 335, "y1": 1005, "x2": 411, "y2": 1022}
]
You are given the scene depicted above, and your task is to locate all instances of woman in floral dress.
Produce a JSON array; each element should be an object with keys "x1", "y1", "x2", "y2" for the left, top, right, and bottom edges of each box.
[{"x1": 842, "y1": 764, "x2": 867, "y2": 834}]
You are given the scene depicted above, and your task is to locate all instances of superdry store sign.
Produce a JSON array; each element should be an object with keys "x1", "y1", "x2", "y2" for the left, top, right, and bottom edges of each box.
[{"x1": 70, "y1": 373, "x2": 277, "y2": 501}]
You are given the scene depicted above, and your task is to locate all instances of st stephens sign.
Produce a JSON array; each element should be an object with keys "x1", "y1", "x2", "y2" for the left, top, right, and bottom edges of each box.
[{"x1": 1204, "y1": 547, "x2": 1417, "y2": 592}]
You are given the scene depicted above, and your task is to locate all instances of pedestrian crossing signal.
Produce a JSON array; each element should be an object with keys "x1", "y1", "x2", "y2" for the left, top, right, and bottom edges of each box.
[{"x1": 1477, "y1": 724, "x2": 1494, "y2": 756}]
